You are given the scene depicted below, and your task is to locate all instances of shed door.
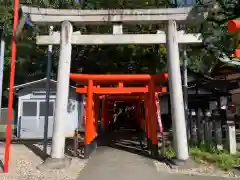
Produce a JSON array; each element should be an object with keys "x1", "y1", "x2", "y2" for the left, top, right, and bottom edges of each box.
[
  {"x1": 38, "y1": 100, "x2": 55, "y2": 138},
  {"x1": 20, "y1": 100, "x2": 39, "y2": 139}
]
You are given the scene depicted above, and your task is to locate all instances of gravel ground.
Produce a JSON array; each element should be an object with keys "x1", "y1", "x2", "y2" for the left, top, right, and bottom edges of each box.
[
  {"x1": 0, "y1": 144, "x2": 88, "y2": 180},
  {"x1": 153, "y1": 160, "x2": 240, "y2": 179}
]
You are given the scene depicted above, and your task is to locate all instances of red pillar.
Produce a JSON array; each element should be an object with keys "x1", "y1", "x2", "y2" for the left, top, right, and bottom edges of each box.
[
  {"x1": 92, "y1": 95, "x2": 97, "y2": 139},
  {"x1": 135, "y1": 100, "x2": 144, "y2": 129},
  {"x1": 94, "y1": 95, "x2": 100, "y2": 134},
  {"x1": 83, "y1": 99, "x2": 87, "y2": 129},
  {"x1": 86, "y1": 80, "x2": 94, "y2": 145},
  {"x1": 101, "y1": 97, "x2": 105, "y2": 129},
  {"x1": 155, "y1": 92, "x2": 163, "y2": 133},
  {"x1": 4, "y1": 0, "x2": 20, "y2": 173},
  {"x1": 102, "y1": 97, "x2": 110, "y2": 129},
  {"x1": 139, "y1": 100, "x2": 145, "y2": 130},
  {"x1": 107, "y1": 100, "x2": 114, "y2": 125},
  {"x1": 148, "y1": 79, "x2": 158, "y2": 156},
  {"x1": 144, "y1": 93, "x2": 151, "y2": 149},
  {"x1": 134, "y1": 101, "x2": 139, "y2": 121},
  {"x1": 85, "y1": 80, "x2": 98, "y2": 158}
]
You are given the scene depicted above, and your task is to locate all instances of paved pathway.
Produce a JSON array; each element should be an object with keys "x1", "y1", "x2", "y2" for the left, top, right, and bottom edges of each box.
[
  {"x1": 76, "y1": 123, "x2": 237, "y2": 180},
  {"x1": 76, "y1": 146, "x2": 235, "y2": 180},
  {"x1": 76, "y1": 146, "x2": 161, "y2": 180}
]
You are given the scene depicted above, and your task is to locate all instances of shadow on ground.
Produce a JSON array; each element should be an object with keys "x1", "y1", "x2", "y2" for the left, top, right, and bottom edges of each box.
[
  {"x1": 11, "y1": 139, "x2": 76, "y2": 161},
  {"x1": 23, "y1": 141, "x2": 50, "y2": 160},
  {"x1": 233, "y1": 165, "x2": 240, "y2": 176},
  {"x1": 14, "y1": 121, "x2": 171, "y2": 167},
  {"x1": 0, "y1": 141, "x2": 4, "y2": 172},
  {"x1": 0, "y1": 160, "x2": 3, "y2": 172},
  {"x1": 96, "y1": 127, "x2": 173, "y2": 167}
]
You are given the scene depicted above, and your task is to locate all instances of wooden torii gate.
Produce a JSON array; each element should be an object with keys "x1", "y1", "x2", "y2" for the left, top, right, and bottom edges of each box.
[{"x1": 9, "y1": 5, "x2": 210, "y2": 169}]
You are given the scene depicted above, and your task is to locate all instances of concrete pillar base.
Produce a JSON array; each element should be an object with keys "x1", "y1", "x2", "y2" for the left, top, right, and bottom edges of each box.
[
  {"x1": 146, "y1": 138, "x2": 152, "y2": 151},
  {"x1": 84, "y1": 140, "x2": 97, "y2": 158},
  {"x1": 170, "y1": 157, "x2": 190, "y2": 166},
  {"x1": 37, "y1": 157, "x2": 71, "y2": 171},
  {"x1": 151, "y1": 144, "x2": 159, "y2": 158}
]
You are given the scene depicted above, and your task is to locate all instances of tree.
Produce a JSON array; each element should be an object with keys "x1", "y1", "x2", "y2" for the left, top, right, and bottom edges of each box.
[
  {"x1": 1, "y1": 0, "x2": 226, "y2": 89},
  {"x1": 198, "y1": 0, "x2": 240, "y2": 71}
]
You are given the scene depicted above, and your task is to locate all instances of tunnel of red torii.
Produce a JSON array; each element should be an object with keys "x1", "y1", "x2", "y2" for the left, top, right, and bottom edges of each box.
[{"x1": 70, "y1": 72, "x2": 168, "y2": 156}]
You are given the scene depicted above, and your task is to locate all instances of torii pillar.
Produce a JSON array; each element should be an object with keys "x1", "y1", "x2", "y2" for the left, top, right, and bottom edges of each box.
[
  {"x1": 167, "y1": 20, "x2": 188, "y2": 161},
  {"x1": 51, "y1": 21, "x2": 73, "y2": 159},
  {"x1": 38, "y1": 21, "x2": 73, "y2": 170}
]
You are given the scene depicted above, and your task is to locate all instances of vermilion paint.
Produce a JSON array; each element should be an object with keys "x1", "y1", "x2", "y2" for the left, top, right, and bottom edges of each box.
[
  {"x1": 234, "y1": 49, "x2": 240, "y2": 57},
  {"x1": 228, "y1": 20, "x2": 240, "y2": 33},
  {"x1": 71, "y1": 73, "x2": 167, "y2": 154}
]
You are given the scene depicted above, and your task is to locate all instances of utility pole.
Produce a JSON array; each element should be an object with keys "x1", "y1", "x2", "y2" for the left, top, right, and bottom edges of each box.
[
  {"x1": 0, "y1": 23, "x2": 6, "y2": 119},
  {"x1": 183, "y1": 49, "x2": 188, "y2": 112},
  {"x1": 0, "y1": 23, "x2": 6, "y2": 123},
  {"x1": 183, "y1": 48, "x2": 189, "y2": 138},
  {"x1": 43, "y1": 25, "x2": 53, "y2": 157}
]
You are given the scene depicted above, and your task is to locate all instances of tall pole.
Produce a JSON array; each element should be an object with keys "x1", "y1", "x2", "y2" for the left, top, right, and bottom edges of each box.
[
  {"x1": 183, "y1": 48, "x2": 189, "y2": 138},
  {"x1": 4, "y1": 0, "x2": 19, "y2": 173},
  {"x1": 183, "y1": 49, "x2": 188, "y2": 113},
  {"x1": 43, "y1": 26, "x2": 53, "y2": 157},
  {"x1": 167, "y1": 20, "x2": 189, "y2": 161},
  {"x1": 51, "y1": 21, "x2": 73, "y2": 159},
  {"x1": 0, "y1": 24, "x2": 6, "y2": 119}
]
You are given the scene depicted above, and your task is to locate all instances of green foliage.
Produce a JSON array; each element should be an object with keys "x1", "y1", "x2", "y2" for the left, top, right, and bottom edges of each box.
[
  {"x1": 191, "y1": 147, "x2": 240, "y2": 171},
  {"x1": 164, "y1": 146, "x2": 240, "y2": 171},
  {"x1": 199, "y1": 0, "x2": 240, "y2": 69},
  {"x1": 0, "y1": 0, "x2": 172, "y2": 103},
  {"x1": 163, "y1": 148, "x2": 176, "y2": 158}
]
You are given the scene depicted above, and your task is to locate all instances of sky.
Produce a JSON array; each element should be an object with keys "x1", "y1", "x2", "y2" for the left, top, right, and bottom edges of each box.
[
  {"x1": 174, "y1": 0, "x2": 197, "y2": 5},
  {"x1": 74, "y1": 0, "x2": 197, "y2": 6}
]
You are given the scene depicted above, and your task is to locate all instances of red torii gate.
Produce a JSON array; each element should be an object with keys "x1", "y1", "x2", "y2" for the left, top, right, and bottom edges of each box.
[{"x1": 70, "y1": 73, "x2": 168, "y2": 157}]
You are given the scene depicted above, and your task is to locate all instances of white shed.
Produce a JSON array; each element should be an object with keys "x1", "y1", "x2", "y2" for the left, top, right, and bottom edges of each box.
[{"x1": 13, "y1": 78, "x2": 84, "y2": 139}]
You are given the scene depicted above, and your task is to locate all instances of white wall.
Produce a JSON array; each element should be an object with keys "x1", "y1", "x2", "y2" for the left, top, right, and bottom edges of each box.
[
  {"x1": 16, "y1": 81, "x2": 80, "y2": 138},
  {"x1": 65, "y1": 93, "x2": 80, "y2": 137}
]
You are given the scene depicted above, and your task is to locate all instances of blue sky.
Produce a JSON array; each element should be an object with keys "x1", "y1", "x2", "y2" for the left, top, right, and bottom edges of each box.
[{"x1": 173, "y1": 0, "x2": 196, "y2": 5}]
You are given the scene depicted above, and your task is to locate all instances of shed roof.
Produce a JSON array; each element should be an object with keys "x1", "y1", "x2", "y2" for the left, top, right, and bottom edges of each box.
[
  {"x1": 210, "y1": 62, "x2": 240, "y2": 77},
  {"x1": 11, "y1": 78, "x2": 76, "y2": 90}
]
